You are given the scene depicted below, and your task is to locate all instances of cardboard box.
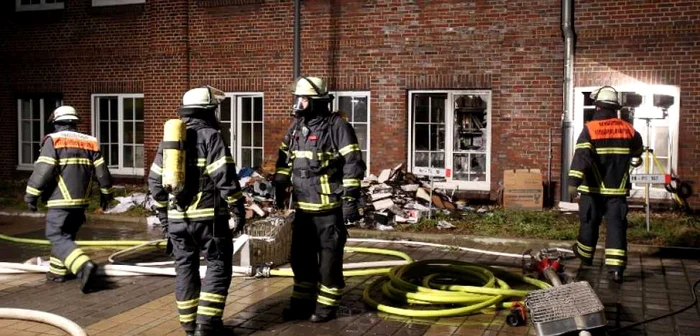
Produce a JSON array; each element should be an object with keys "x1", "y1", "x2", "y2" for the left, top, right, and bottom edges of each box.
[{"x1": 503, "y1": 169, "x2": 543, "y2": 210}]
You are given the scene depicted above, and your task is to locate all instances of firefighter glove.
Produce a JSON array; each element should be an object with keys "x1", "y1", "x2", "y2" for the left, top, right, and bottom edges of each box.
[
  {"x1": 568, "y1": 185, "x2": 579, "y2": 201},
  {"x1": 229, "y1": 200, "x2": 246, "y2": 236},
  {"x1": 27, "y1": 199, "x2": 38, "y2": 212},
  {"x1": 100, "y1": 193, "x2": 114, "y2": 211},
  {"x1": 343, "y1": 198, "x2": 361, "y2": 224}
]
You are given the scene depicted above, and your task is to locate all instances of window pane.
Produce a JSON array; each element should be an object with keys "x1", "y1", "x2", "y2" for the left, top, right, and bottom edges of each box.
[
  {"x1": 254, "y1": 97, "x2": 263, "y2": 121},
  {"x1": 242, "y1": 123, "x2": 251, "y2": 147},
  {"x1": 22, "y1": 100, "x2": 31, "y2": 119},
  {"x1": 101, "y1": 145, "x2": 108, "y2": 161},
  {"x1": 471, "y1": 154, "x2": 487, "y2": 180},
  {"x1": 99, "y1": 122, "x2": 109, "y2": 143},
  {"x1": 253, "y1": 123, "x2": 262, "y2": 147},
  {"x1": 430, "y1": 97, "x2": 444, "y2": 123},
  {"x1": 361, "y1": 151, "x2": 367, "y2": 166},
  {"x1": 430, "y1": 153, "x2": 444, "y2": 168},
  {"x1": 414, "y1": 152, "x2": 429, "y2": 167},
  {"x1": 109, "y1": 98, "x2": 118, "y2": 120},
  {"x1": 21, "y1": 144, "x2": 31, "y2": 164},
  {"x1": 124, "y1": 121, "x2": 134, "y2": 143},
  {"x1": 220, "y1": 122, "x2": 231, "y2": 147},
  {"x1": 110, "y1": 122, "x2": 118, "y2": 143},
  {"x1": 253, "y1": 149, "x2": 262, "y2": 168},
  {"x1": 220, "y1": 98, "x2": 231, "y2": 122},
  {"x1": 22, "y1": 121, "x2": 31, "y2": 142},
  {"x1": 124, "y1": 146, "x2": 133, "y2": 168},
  {"x1": 353, "y1": 96, "x2": 368, "y2": 122},
  {"x1": 353, "y1": 124, "x2": 367, "y2": 150},
  {"x1": 339, "y1": 97, "x2": 352, "y2": 119},
  {"x1": 110, "y1": 144, "x2": 119, "y2": 165},
  {"x1": 242, "y1": 98, "x2": 252, "y2": 121},
  {"x1": 242, "y1": 148, "x2": 252, "y2": 168},
  {"x1": 583, "y1": 108, "x2": 595, "y2": 123},
  {"x1": 430, "y1": 125, "x2": 445, "y2": 151},
  {"x1": 134, "y1": 121, "x2": 144, "y2": 143},
  {"x1": 414, "y1": 94, "x2": 429, "y2": 123},
  {"x1": 415, "y1": 125, "x2": 429, "y2": 150},
  {"x1": 654, "y1": 126, "x2": 669, "y2": 157},
  {"x1": 135, "y1": 98, "x2": 144, "y2": 120},
  {"x1": 32, "y1": 121, "x2": 41, "y2": 141},
  {"x1": 99, "y1": 98, "x2": 109, "y2": 120},
  {"x1": 583, "y1": 92, "x2": 594, "y2": 106},
  {"x1": 32, "y1": 99, "x2": 40, "y2": 119},
  {"x1": 135, "y1": 146, "x2": 144, "y2": 168},
  {"x1": 124, "y1": 98, "x2": 133, "y2": 120},
  {"x1": 21, "y1": 0, "x2": 31, "y2": 5},
  {"x1": 453, "y1": 153, "x2": 469, "y2": 181}
]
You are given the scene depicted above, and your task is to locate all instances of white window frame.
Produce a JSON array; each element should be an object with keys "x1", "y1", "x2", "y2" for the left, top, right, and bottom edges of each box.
[
  {"x1": 91, "y1": 93, "x2": 145, "y2": 176},
  {"x1": 92, "y1": 0, "x2": 145, "y2": 7},
  {"x1": 16, "y1": 0, "x2": 64, "y2": 12},
  {"x1": 330, "y1": 91, "x2": 371, "y2": 172},
  {"x1": 17, "y1": 97, "x2": 63, "y2": 170},
  {"x1": 574, "y1": 85, "x2": 680, "y2": 200},
  {"x1": 217, "y1": 92, "x2": 265, "y2": 168},
  {"x1": 407, "y1": 90, "x2": 492, "y2": 191}
]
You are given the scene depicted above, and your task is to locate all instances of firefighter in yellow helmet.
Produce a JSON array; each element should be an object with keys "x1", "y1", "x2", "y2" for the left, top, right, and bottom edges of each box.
[
  {"x1": 568, "y1": 86, "x2": 643, "y2": 284},
  {"x1": 148, "y1": 86, "x2": 245, "y2": 336},
  {"x1": 25, "y1": 105, "x2": 114, "y2": 293},
  {"x1": 274, "y1": 76, "x2": 367, "y2": 322}
]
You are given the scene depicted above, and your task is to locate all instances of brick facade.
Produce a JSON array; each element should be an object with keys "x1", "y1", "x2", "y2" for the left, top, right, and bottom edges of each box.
[{"x1": 1, "y1": 0, "x2": 698, "y2": 207}]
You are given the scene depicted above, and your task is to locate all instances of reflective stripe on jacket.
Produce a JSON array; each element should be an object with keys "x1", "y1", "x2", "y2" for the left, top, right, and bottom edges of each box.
[
  {"x1": 568, "y1": 115, "x2": 643, "y2": 196},
  {"x1": 25, "y1": 129, "x2": 113, "y2": 208}
]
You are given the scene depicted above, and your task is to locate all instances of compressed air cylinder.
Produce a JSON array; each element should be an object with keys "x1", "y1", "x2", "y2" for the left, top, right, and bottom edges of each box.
[{"x1": 162, "y1": 119, "x2": 186, "y2": 195}]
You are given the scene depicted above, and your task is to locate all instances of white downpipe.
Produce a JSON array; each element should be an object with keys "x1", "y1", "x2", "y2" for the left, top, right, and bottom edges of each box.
[{"x1": 0, "y1": 308, "x2": 87, "y2": 336}]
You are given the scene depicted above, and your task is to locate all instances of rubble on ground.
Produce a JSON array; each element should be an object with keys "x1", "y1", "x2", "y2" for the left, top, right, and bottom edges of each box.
[{"x1": 131, "y1": 164, "x2": 493, "y2": 231}]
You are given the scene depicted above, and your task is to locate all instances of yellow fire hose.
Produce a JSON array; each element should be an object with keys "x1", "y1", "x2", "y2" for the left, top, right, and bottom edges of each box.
[{"x1": 0, "y1": 233, "x2": 550, "y2": 318}]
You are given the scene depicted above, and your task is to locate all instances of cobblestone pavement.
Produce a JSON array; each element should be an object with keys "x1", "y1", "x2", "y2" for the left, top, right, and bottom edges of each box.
[{"x1": 1, "y1": 216, "x2": 699, "y2": 335}]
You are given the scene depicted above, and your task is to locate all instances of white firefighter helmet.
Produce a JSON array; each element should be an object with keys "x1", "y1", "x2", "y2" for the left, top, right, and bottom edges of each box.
[
  {"x1": 50, "y1": 105, "x2": 79, "y2": 123},
  {"x1": 590, "y1": 86, "x2": 620, "y2": 108},
  {"x1": 182, "y1": 85, "x2": 226, "y2": 109},
  {"x1": 292, "y1": 76, "x2": 328, "y2": 98}
]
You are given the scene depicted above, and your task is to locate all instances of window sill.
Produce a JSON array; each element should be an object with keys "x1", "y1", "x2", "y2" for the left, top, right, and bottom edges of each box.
[
  {"x1": 16, "y1": 4, "x2": 64, "y2": 12},
  {"x1": 16, "y1": 165, "x2": 34, "y2": 171}
]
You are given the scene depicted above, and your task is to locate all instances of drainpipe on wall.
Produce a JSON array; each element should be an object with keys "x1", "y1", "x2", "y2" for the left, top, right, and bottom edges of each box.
[
  {"x1": 293, "y1": 0, "x2": 301, "y2": 79},
  {"x1": 560, "y1": 0, "x2": 575, "y2": 202}
]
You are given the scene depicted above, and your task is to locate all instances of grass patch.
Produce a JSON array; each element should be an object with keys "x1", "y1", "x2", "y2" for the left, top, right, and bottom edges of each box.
[{"x1": 398, "y1": 208, "x2": 700, "y2": 248}]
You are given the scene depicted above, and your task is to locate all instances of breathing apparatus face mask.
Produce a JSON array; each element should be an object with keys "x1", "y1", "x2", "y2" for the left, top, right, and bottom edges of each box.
[{"x1": 292, "y1": 96, "x2": 311, "y2": 116}]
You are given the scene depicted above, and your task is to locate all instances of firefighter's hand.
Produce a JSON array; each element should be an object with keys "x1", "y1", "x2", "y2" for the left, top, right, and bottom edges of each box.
[
  {"x1": 343, "y1": 198, "x2": 361, "y2": 224},
  {"x1": 100, "y1": 193, "x2": 114, "y2": 211},
  {"x1": 229, "y1": 201, "x2": 246, "y2": 236},
  {"x1": 568, "y1": 186, "x2": 579, "y2": 202},
  {"x1": 26, "y1": 200, "x2": 38, "y2": 212},
  {"x1": 156, "y1": 209, "x2": 168, "y2": 237}
]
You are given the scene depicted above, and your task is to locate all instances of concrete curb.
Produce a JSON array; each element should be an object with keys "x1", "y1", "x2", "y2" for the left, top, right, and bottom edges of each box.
[{"x1": 2, "y1": 210, "x2": 698, "y2": 257}]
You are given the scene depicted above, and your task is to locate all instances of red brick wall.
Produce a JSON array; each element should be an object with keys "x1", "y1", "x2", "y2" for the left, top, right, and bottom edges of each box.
[{"x1": 1, "y1": 0, "x2": 698, "y2": 206}]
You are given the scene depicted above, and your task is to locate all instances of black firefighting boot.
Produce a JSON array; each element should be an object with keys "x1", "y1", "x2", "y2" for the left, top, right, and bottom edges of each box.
[
  {"x1": 282, "y1": 299, "x2": 315, "y2": 321},
  {"x1": 194, "y1": 323, "x2": 231, "y2": 336},
  {"x1": 609, "y1": 270, "x2": 624, "y2": 284},
  {"x1": 310, "y1": 304, "x2": 337, "y2": 323},
  {"x1": 182, "y1": 322, "x2": 195, "y2": 336},
  {"x1": 46, "y1": 272, "x2": 76, "y2": 283},
  {"x1": 77, "y1": 261, "x2": 98, "y2": 294}
]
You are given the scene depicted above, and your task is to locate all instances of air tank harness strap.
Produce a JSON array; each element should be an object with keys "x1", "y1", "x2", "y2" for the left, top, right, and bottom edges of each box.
[{"x1": 162, "y1": 140, "x2": 187, "y2": 150}]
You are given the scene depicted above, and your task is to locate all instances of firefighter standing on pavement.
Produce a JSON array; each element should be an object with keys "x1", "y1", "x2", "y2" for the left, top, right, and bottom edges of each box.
[
  {"x1": 148, "y1": 86, "x2": 245, "y2": 336},
  {"x1": 274, "y1": 76, "x2": 366, "y2": 323},
  {"x1": 25, "y1": 105, "x2": 113, "y2": 294},
  {"x1": 568, "y1": 86, "x2": 643, "y2": 283}
]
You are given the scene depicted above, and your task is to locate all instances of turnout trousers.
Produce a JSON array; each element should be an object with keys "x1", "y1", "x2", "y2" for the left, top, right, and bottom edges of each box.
[
  {"x1": 169, "y1": 217, "x2": 233, "y2": 332},
  {"x1": 573, "y1": 195, "x2": 629, "y2": 272},
  {"x1": 45, "y1": 208, "x2": 91, "y2": 278},
  {"x1": 289, "y1": 208, "x2": 347, "y2": 315}
]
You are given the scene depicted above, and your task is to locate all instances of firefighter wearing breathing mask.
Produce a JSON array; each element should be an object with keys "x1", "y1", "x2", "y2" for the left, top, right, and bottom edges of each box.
[
  {"x1": 274, "y1": 76, "x2": 366, "y2": 323},
  {"x1": 148, "y1": 86, "x2": 245, "y2": 336},
  {"x1": 568, "y1": 86, "x2": 643, "y2": 284}
]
